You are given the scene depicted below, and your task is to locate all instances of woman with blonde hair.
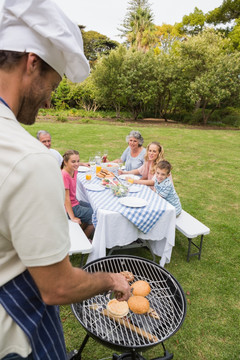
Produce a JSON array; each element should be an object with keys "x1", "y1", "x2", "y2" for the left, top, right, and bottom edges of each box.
[{"x1": 119, "y1": 141, "x2": 165, "y2": 187}]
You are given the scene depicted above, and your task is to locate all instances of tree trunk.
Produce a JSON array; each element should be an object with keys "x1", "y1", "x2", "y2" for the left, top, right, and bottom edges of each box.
[
  {"x1": 202, "y1": 99, "x2": 208, "y2": 125},
  {"x1": 194, "y1": 99, "x2": 201, "y2": 112},
  {"x1": 115, "y1": 103, "x2": 121, "y2": 118}
]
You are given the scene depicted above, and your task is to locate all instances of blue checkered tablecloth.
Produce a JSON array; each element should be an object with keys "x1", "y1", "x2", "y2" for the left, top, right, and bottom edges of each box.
[{"x1": 77, "y1": 173, "x2": 166, "y2": 234}]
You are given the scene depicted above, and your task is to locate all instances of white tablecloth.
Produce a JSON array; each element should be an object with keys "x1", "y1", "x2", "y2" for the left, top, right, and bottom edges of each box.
[{"x1": 76, "y1": 173, "x2": 176, "y2": 267}]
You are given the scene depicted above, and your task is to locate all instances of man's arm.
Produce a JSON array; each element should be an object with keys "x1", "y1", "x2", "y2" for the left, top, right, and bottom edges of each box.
[{"x1": 28, "y1": 256, "x2": 131, "y2": 305}]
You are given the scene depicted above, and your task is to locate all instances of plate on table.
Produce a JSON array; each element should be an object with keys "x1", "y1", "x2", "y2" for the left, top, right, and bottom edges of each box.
[
  {"x1": 119, "y1": 197, "x2": 148, "y2": 208},
  {"x1": 96, "y1": 169, "x2": 115, "y2": 179},
  {"x1": 78, "y1": 166, "x2": 90, "y2": 172},
  {"x1": 85, "y1": 184, "x2": 105, "y2": 192},
  {"x1": 101, "y1": 179, "x2": 119, "y2": 188},
  {"x1": 101, "y1": 162, "x2": 119, "y2": 170},
  {"x1": 128, "y1": 185, "x2": 142, "y2": 193},
  {"x1": 119, "y1": 174, "x2": 140, "y2": 180}
]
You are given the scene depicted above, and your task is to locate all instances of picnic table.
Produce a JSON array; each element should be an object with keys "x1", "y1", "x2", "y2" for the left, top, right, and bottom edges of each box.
[{"x1": 76, "y1": 172, "x2": 176, "y2": 267}]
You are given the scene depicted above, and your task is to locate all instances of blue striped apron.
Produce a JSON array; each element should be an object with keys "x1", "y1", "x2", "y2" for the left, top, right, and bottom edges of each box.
[{"x1": 0, "y1": 270, "x2": 67, "y2": 360}]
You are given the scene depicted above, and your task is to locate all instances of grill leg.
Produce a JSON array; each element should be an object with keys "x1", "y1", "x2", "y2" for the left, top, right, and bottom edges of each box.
[
  {"x1": 151, "y1": 342, "x2": 173, "y2": 360},
  {"x1": 69, "y1": 333, "x2": 90, "y2": 360}
]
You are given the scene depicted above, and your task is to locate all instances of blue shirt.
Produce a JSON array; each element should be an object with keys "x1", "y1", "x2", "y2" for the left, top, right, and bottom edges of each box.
[
  {"x1": 121, "y1": 147, "x2": 146, "y2": 171},
  {"x1": 154, "y1": 177, "x2": 182, "y2": 216}
]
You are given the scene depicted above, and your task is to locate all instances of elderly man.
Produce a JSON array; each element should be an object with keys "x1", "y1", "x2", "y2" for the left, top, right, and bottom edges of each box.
[
  {"x1": 0, "y1": 1, "x2": 130, "y2": 359},
  {"x1": 37, "y1": 130, "x2": 63, "y2": 166}
]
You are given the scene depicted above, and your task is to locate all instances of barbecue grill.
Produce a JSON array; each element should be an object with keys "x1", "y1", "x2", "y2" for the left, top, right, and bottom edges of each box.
[{"x1": 70, "y1": 255, "x2": 186, "y2": 360}]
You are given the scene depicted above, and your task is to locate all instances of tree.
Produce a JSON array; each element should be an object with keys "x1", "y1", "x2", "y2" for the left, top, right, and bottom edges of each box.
[
  {"x1": 155, "y1": 23, "x2": 185, "y2": 53},
  {"x1": 119, "y1": 49, "x2": 157, "y2": 119},
  {"x1": 119, "y1": 0, "x2": 153, "y2": 37},
  {"x1": 228, "y1": 18, "x2": 240, "y2": 49},
  {"x1": 206, "y1": 0, "x2": 240, "y2": 24},
  {"x1": 180, "y1": 7, "x2": 206, "y2": 35},
  {"x1": 91, "y1": 46, "x2": 127, "y2": 117},
  {"x1": 126, "y1": 7, "x2": 157, "y2": 51},
  {"x1": 81, "y1": 29, "x2": 119, "y2": 65},
  {"x1": 187, "y1": 52, "x2": 240, "y2": 124},
  {"x1": 51, "y1": 77, "x2": 71, "y2": 109},
  {"x1": 69, "y1": 78, "x2": 99, "y2": 112},
  {"x1": 205, "y1": 1, "x2": 240, "y2": 50},
  {"x1": 119, "y1": 0, "x2": 157, "y2": 51},
  {"x1": 177, "y1": 29, "x2": 240, "y2": 124}
]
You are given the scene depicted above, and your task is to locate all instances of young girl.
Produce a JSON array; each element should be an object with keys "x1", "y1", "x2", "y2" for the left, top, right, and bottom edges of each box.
[
  {"x1": 61, "y1": 150, "x2": 94, "y2": 239},
  {"x1": 119, "y1": 141, "x2": 165, "y2": 187}
]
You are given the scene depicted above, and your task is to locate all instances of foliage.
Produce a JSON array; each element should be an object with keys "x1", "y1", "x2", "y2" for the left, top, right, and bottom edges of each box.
[
  {"x1": 126, "y1": 6, "x2": 157, "y2": 51},
  {"x1": 119, "y1": 0, "x2": 157, "y2": 51},
  {"x1": 51, "y1": 77, "x2": 71, "y2": 110},
  {"x1": 180, "y1": 7, "x2": 207, "y2": 35},
  {"x1": 51, "y1": 77, "x2": 95, "y2": 111},
  {"x1": 91, "y1": 46, "x2": 127, "y2": 117},
  {"x1": 81, "y1": 29, "x2": 119, "y2": 65},
  {"x1": 119, "y1": 49, "x2": 157, "y2": 119},
  {"x1": 206, "y1": 0, "x2": 240, "y2": 24},
  {"x1": 69, "y1": 78, "x2": 99, "y2": 112},
  {"x1": 228, "y1": 18, "x2": 240, "y2": 49},
  {"x1": 177, "y1": 29, "x2": 240, "y2": 124},
  {"x1": 155, "y1": 23, "x2": 186, "y2": 53},
  {"x1": 148, "y1": 52, "x2": 180, "y2": 119},
  {"x1": 118, "y1": 0, "x2": 153, "y2": 36},
  {"x1": 50, "y1": 12, "x2": 240, "y2": 126}
]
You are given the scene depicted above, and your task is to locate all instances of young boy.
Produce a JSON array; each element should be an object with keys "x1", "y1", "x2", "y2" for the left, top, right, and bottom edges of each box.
[{"x1": 154, "y1": 160, "x2": 182, "y2": 216}]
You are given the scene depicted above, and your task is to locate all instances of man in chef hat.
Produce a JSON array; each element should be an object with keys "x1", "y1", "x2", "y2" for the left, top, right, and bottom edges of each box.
[{"x1": 0, "y1": 1, "x2": 130, "y2": 359}]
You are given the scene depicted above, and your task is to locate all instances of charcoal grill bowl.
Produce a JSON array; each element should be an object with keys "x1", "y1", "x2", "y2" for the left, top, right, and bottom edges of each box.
[{"x1": 71, "y1": 255, "x2": 186, "y2": 354}]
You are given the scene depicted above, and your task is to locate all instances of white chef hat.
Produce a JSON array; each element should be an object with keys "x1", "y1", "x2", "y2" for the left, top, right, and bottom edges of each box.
[{"x1": 0, "y1": 0, "x2": 90, "y2": 82}]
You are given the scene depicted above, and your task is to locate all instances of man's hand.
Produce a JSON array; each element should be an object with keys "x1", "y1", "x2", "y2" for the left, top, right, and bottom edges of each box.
[{"x1": 110, "y1": 273, "x2": 131, "y2": 301}]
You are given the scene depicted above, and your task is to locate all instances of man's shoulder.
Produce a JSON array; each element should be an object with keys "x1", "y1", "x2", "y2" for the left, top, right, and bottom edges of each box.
[
  {"x1": 50, "y1": 148, "x2": 61, "y2": 156},
  {"x1": 49, "y1": 148, "x2": 63, "y2": 166},
  {"x1": 0, "y1": 113, "x2": 47, "y2": 154},
  {"x1": 0, "y1": 116, "x2": 58, "y2": 185}
]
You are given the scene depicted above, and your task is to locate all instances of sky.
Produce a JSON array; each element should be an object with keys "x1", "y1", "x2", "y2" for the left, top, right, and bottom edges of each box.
[
  {"x1": 53, "y1": 0, "x2": 224, "y2": 41},
  {"x1": 0, "y1": 0, "x2": 224, "y2": 42}
]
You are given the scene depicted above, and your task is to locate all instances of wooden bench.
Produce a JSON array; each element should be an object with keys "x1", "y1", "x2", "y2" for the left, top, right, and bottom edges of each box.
[
  {"x1": 175, "y1": 210, "x2": 210, "y2": 262},
  {"x1": 68, "y1": 220, "x2": 92, "y2": 267}
]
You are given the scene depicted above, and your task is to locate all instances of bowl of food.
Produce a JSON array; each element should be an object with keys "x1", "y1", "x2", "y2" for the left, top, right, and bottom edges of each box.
[
  {"x1": 110, "y1": 183, "x2": 129, "y2": 197},
  {"x1": 101, "y1": 162, "x2": 119, "y2": 170}
]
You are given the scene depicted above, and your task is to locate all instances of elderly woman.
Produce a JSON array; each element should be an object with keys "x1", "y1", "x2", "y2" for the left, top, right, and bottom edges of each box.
[{"x1": 112, "y1": 130, "x2": 146, "y2": 171}]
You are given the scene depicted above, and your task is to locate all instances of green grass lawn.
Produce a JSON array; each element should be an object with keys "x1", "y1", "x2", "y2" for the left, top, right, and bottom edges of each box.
[{"x1": 24, "y1": 119, "x2": 240, "y2": 360}]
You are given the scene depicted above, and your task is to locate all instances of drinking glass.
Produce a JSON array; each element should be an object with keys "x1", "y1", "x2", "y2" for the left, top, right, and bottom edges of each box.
[
  {"x1": 96, "y1": 165, "x2": 102, "y2": 174},
  {"x1": 85, "y1": 173, "x2": 92, "y2": 181},
  {"x1": 127, "y1": 177, "x2": 134, "y2": 185},
  {"x1": 118, "y1": 161, "x2": 123, "y2": 170},
  {"x1": 95, "y1": 152, "x2": 101, "y2": 165},
  {"x1": 89, "y1": 157, "x2": 96, "y2": 172},
  {"x1": 102, "y1": 149, "x2": 108, "y2": 163}
]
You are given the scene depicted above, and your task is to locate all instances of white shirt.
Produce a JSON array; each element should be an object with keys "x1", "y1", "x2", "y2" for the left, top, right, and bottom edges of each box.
[
  {"x1": 50, "y1": 148, "x2": 63, "y2": 166},
  {"x1": 0, "y1": 103, "x2": 70, "y2": 358}
]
